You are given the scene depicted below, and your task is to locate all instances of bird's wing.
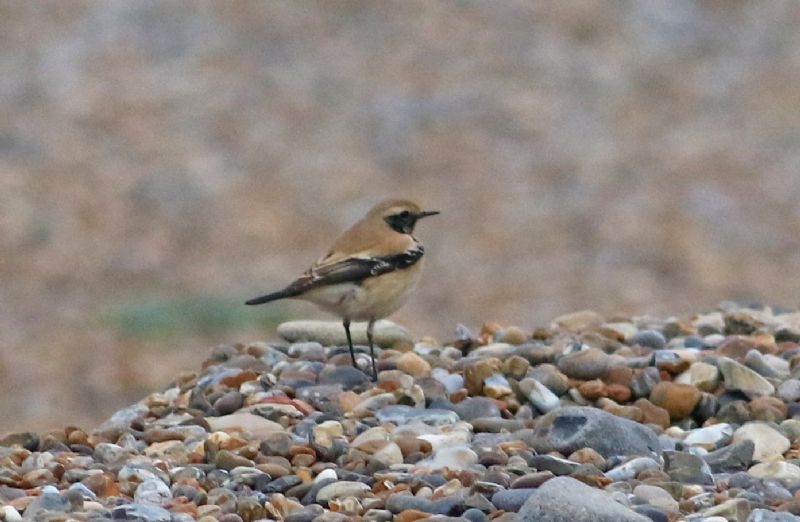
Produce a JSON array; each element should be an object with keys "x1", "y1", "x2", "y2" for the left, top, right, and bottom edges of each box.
[{"x1": 284, "y1": 245, "x2": 425, "y2": 296}]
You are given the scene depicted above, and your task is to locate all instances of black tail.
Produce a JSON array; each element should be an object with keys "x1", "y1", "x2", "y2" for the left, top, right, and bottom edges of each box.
[{"x1": 245, "y1": 290, "x2": 293, "y2": 306}]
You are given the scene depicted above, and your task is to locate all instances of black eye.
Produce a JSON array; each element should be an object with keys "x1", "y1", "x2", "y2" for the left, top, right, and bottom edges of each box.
[{"x1": 398, "y1": 210, "x2": 411, "y2": 219}]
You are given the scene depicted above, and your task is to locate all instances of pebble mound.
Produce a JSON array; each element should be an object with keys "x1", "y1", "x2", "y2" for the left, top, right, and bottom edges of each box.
[{"x1": 5, "y1": 304, "x2": 800, "y2": 521}]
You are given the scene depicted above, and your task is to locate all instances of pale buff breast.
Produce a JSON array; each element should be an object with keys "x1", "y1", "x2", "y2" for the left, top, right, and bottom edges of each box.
[{"x1": 302, "y1": 259, "x2": 424, "y2": 321}]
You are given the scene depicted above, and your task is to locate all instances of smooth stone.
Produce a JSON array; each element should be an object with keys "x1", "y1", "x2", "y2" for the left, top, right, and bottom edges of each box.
[
  {"x1": 517, "y1": 476, "x2": 650, "y2": 521},
  {"x1": 703, "y1": 440, "x2": 755, "y2": 473},
  {"x1": 470, "y1": 343, "x2": 516, "y2": 358},
  {"x1": 663, "y1": 450, "x2": 714, "y2": 485},
  {"x1": 372, "y1": 441, "x2": 404, "y2": 466},
  {"x1": 111, "y1": 503, "x2": 172, "y2": 522},
  {"x1": 649, "y1": 381, "x2": 701, "y2": 421},
  {"x1": 450, "y1": 397, "x2": 501, "y2": 421},
  {"x1": 632, "y1": 330, "x2": 667, "y2": 349},
  {"x1": 528, "y1": 364, "x2": 570, "y2": 396},
  {"x1": 314, "y1": 469, "x2": 337, "y2": 483},
  {"x1": 511, "y1": 471, "x2": 555, "y2": 488},
  {"x1": 316, "y1": 481, "x2": 371, "y2": 503},
  {"x1": 213, "y1": 391, "x2": 244, "y2": 415},
  {"x1": 518, "y1": 377, "x2": 560, "y2": 413},
  {"x1": 362, "y1": 509, "x2": 393, "y2": 522},
  {"x1": 285, "y1": 505, "x2": 325, "y2": 522},
  {"x1": 605, "y1": 457, "x2": 661, "y2": 481},
  {"x1": 415, "y1": 429, "x2": 471, "y2": 451},
  {"x1": 745, "y1": 350, "x2": 789, "y2": 379},
  {"x1": 376, "y1": 405, "x2": 460, "y2": 426},
  {"x1": 351, "y1": 426, "x2": 391, "y2": 448},
  {"x1": 491, "y1": 488, "x2": 538, "y2": 511},
  {"x1": 778, "y1": 380, "x2": 800, "y2": 403},
  {"x1": 463, "y1": 508, "x2": 490, "y2": 522},
  {"x1": 134, "y1": 479, "x2": 172, "y2": 505},
  {"x1": 396, "y1": 352, "x2": 432, "y2": 377},
  {"x1": 688, "y1": 362, "x2": 721, "y2": 391},
  {"x1": 206, "y1": 413, "x2": 285, "y2": 438},
  {"x1": 263, "y1": 475, "x2": 303, "y2": 493},
  {"x1": 417, "y1": 446, "x2": 478, "y2": 470},
  {"x1": 300, "y1": 478, "x2": 336, "y2": 505},
  {"x1": 277, "y1": 319, "x2": 413, "y2": 347},
  {"x1": 684, "y1": 423, "x2": 733, "y2": 448},
  {"x1": 718, "y1": 357, "x2": 776, "y2": 397},
  {"x1": 527, "y1": 406, "x2": 661, "y2": 458},
  {"x1": 781, "y1": 419, "x2": 800, "y2": 443},
  {"x1": 748, "y1": 461, "x2": 800, "y2": 486},
  {"x1": 319, "y1": 366, "x2": 372, "y2": 390},
  {"x1": 525, "y1": 454, "x2": 580, "y2": 476},
  {"x1": 502, "y1": 355, "x2": 530, "y2": 379},
  {"x1": 431, "y1": 369, "x2": 464, "y2": 394},
  {"x1": 557, "y1": 348, "x2": 614, "y2": 380},
  {"x1": 633, "y1": 484, "x2": 679, "y2": 514},
  {"x1": 733, "y1": 422, "x2": 790, "y2": 461},
  {"x1": 0, "y1": 507, "x2": 21, "y2": 522},
  {"x1": 288, "y1": 341, "x2": 326, "y2": 360}
]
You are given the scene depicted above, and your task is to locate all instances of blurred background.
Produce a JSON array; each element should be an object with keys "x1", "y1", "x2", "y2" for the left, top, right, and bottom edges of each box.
[{"x1": 2, "y1": 0, "x2": 800, "y2": 432}]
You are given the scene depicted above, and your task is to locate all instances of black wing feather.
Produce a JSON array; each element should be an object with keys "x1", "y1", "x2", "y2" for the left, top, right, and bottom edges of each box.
[{"x1": 246, "y1": 246, "x2": 424, "y2": 305}]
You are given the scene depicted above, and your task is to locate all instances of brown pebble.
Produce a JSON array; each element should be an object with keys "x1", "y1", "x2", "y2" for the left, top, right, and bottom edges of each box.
[
  {"x1": 578, "y1": 379, "x2": 607, "y2": 401},
  {"x1": 568, "y1": 448, "x2": 606, "y2": 469},
  {"x1": 603, "y1": 403, "x2": 644, "y2": 422},
  {"x1": 606, "y1": 383, "x2": 632, "y2": 403},
  {"x1": 649, "y1": 381, "x2": 701, "y2": 421},
  {"x1": 498, "y1": 326, "x2": 528, "y2": 345},
  {"x1": 605, "y1": 366, "x2": 633, "y2": 386},
  {"x1": 502, "y1": 355, "x2": 530, "y2": 379},
  {"x1": 750, "y1": 396, "x2": 788, "y2": 422},
  {"x1": 634, "y1": 398, "x2": 671, "y2": 429},
  {"x1": 396, "y1": 352, "x2": 432, "y2": 377}
]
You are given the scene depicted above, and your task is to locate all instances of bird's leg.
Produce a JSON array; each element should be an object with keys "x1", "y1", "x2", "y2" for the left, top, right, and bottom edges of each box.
[
  {"x1": 343, "y1": 319, "x2": 357, "y2": 368},
  {"x1": 367, "y1": 318, "x2": 378, "y2": 382}
]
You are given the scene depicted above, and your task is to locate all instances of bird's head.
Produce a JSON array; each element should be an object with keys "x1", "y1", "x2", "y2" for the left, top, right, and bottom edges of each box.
[{"x1": 370, "y1": 199, "x2": 440, "y2": 234}]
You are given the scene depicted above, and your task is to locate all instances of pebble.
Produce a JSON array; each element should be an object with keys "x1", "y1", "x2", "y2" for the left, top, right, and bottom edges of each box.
[
  {"x1": 518, "y1": 377, "x2": 560, "y2": 413},
  {"x1": 9, "y1": 305, "x2": 800, "y2": 521},
  {"x1": 528, "y1": 406, "x2": 661, "y2": 458},
  {"x1": 557, "y1": 348, "x2": 614, "y2": 380},
  {"x1": 277, "y1": 319, "x2": 413, "y2": 346},
  {"x1": 649, "y1": 381, "x2": 701, "y2": 420},
  {"x1": 718, "y1": 356, "x2": 776, "y2": 397},
  {"x1": 517, "y1": 476, "x2": 650, "y2": 521},
  {"x1": 733, "y1": 422, "x2": 790, "y2": 461}
]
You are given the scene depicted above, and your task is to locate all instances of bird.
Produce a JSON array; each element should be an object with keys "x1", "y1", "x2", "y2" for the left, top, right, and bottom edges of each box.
[{"x1": 246, "y1": 199, "x2": 439, "y2": 381}]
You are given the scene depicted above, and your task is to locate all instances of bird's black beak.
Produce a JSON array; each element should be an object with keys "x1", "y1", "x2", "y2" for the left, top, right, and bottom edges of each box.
[{"x1": 416, "y1": 210, "x2": 440, "y2": 219}]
